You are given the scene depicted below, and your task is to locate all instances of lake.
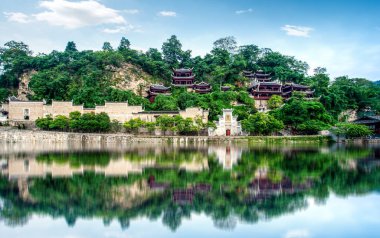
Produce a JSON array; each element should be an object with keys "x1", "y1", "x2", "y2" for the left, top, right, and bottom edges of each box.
[{"x1": 0, "y1": 142, "x2": 379, "y2": 238}]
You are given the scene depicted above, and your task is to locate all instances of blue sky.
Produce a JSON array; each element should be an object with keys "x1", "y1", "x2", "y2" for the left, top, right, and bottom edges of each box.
[{"x1": 1, "y1": 0, "x2": 380, "y2": 80}]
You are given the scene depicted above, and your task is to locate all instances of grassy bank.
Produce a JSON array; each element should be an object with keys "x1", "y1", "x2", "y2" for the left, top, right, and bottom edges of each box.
[{"x1": 243, "y1": 135, "x2": 332, "y2": 144}]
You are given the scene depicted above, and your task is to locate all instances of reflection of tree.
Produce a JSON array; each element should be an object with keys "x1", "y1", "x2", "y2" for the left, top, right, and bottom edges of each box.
[
  {"x1": 0, "y1": 145, "x2": 379, "y2": 231},
  {"x1": 213, "y1": 215, "x2": 237, "y2": 230}
]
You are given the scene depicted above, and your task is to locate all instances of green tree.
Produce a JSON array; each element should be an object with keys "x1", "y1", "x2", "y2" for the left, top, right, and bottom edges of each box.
[
  {"x1": 102, "y1": 42, "x2": 113, "y2": 51},
  {"x1": 267, "y1": 95, "x2": 283, "y2": 109},
  {"x1": 242, "y1": 113, "x2": 284, "y2": 135},
  {"x1": 333, "y1": 123, "x2": 373, "y2": 138},
  {"x1": 162, "y1": 35, "x2": 183, "y2": 68},
  {"x1": 50, "y1": 115, "x2": 70, "y2": 131},
  {"x1": 118, "y1": 37, "x2": 131, "y2": 51},
  {"x1": 213, "y1": 36, "x2": 237, "y2": 54},
  {"x1": 123, "y1": 118, "x2": 145, "y2": 133},
  {"x1": 65, "y1": 41, "x2": 78, "y2": 52}
]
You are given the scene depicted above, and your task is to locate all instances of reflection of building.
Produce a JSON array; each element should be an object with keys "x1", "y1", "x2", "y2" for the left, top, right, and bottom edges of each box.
[
  {"x1": 208, "y1": 109, "x2": 243, "y2": 136},
  {"x1": 209, "y1": 145, "x2": 243, "y2": 170},
  {"x1": 1, "y1": 156, "x2": 209, "y2": 179}
]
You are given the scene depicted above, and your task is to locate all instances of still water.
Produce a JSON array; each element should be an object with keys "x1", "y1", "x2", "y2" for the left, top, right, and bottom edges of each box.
[{"x1": 0, "y1": 142, "x2": 379, "y2": 238}]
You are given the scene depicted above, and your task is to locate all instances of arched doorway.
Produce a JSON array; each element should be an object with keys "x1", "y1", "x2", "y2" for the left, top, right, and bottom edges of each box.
[{"x1": 226, "y1": 129, "x2": 231, "y2": 136}]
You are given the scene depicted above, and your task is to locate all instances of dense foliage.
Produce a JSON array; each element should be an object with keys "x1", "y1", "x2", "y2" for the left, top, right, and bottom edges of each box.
[
  {"x1": 123, "y1": 115, "x2": 215, "y2": 135},
  {"x1": 333, "y1": 123, "x2": 373, "y2": 138},
  {"x1": 241, "y1": 113, "x2": 284, "y2": 135},
  {"x1": 36, "y1": 111, "x2": 111, "y2": 133},
  {"x1": 271, "y1": 94, "x2": 334, "y2": 134}
]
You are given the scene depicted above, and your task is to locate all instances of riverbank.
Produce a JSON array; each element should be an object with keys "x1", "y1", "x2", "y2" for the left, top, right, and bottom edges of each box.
[{"x1": 0, "y1": 128, "x2": 334, "y2": 144}]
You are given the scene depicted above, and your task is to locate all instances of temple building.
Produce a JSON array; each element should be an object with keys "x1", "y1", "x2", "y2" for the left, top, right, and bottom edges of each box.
[
  {"x1": 282, "y1": 83, "x2": 314, "y2": 99},
  {"x1": 172, "y1": 68, "x2": 195, "y2": 87},
  {"x1": 249, "y1": 82, "x2": 282, "y2": 112},
  {"x1": 244, "y1": 70, "x2": 272, "y2": 82},
  {"x1": 193, "y1": 82, "x2": 212, "y2": 94},
  {"x1": 208, "y1": 109, "x2": 243, "y2": 136},
  {"x1": 243, "y1": 70, "x2": 255, "y2": 81},
  {"x1": 354, "y1": 115, "x2": 380, "y2": 136},
  {"x1": 220, "y1": 85, "x2": 231, "y2": 92},
  {"x1": 147, "y1": 84, "x2": 171, "y2": 103},
  {"x1": 245, "y1": 70, "x2": 314, "y2": 111}
]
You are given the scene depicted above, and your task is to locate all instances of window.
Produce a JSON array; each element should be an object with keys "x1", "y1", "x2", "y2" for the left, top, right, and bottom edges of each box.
[
  {"x1": 24, "y1": 160, "x2": 29, "y2": 172},
  {"x1": 225, "y1": 114, "x2": 231, "y2": 123},
  {"x1": 23, "y1": 109, "x2": 30, "y2": 120}
]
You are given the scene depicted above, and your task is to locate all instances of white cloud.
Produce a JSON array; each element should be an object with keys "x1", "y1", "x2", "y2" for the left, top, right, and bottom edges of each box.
[
  {"x1": 33, "y1": 0, "x2": 126, "y2": 29},
  {"x1": 3, "y1": 12, "x2": 30, "y2": 23},
  {"x1": 158, "y1": 11, "x2": 177, "y2": 17},
  {"x1": 124, "y1": 9, "x2": 139, "y2": 15},
  {"x1": 102, "y1": 24, "x2": 141, "y2": 34},
  {"x1": 235, "y1": 8, "x2": 253, "y2": 15},
  {"x1": 284, "y1": 229, "x2": 310, "y2": 238},
  {"x1": 281, "y1": 25, "x2": 314, "y2": 37}
]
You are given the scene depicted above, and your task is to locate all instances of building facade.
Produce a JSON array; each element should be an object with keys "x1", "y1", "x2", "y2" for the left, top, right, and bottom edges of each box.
[
  {"x1": 246, "y1": 70, "x2": 314, "y2": 112},
  {"x1": 354, "y1": 115, "x2": 380, "y2": 136},
  {"x1": 1, "y1": 98, "x2": 209, "y2": 125},
  {"x1": 146, "y1": 84, "x2": 171, "y2": 103},
  {"x1": 193, "y1": 82, "x2": 212, "y2": 94},
  {"x1": 172, "y1": 68, "x2": 195, "y2": 87},
  {"x1": 208, "y1": 109, "x2": 243, "y2": 136}
]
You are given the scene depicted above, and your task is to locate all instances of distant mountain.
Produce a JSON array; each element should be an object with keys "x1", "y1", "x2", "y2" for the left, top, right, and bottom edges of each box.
[{"x1": 375, "y1": 80, "x2": 380, "y2": 85}]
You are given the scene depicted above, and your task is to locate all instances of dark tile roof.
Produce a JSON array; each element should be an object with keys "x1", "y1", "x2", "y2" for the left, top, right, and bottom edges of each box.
[
  {"x1": 354, "y1": 115, "x2": 380, "y2": 123},
  {"x1": 8, "y1": 96, "x2": 22, "y2": 102},
  {"x1": 173, "y1": 68, "x2": 192, "y2": 73},
  {"x1": 150, "y1": 84, "x2": 171, "y2": 90},
  {"x1": 194, "y1": 81, "x2": 210, "y2": 86}
]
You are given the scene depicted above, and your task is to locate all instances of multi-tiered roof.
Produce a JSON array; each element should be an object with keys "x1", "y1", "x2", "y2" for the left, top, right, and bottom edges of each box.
[
  {"x1": 172, "y1": 68, "x2": 195, "y2": 87},
  {"x1": 246, "y1": 70, "x2": 314, "y2": 100},
  {"x1": 243, "y1": 70, "x2": 272, "y2": 82},
  {"x1": 193, "y1": 82, "x2": 212, "y2": 94},
  {"x1": 147, "y1": 84, "x2": 171, "y2": 103}
]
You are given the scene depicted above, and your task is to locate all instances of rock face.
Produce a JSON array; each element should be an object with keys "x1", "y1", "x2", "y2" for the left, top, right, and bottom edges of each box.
[
  {"x1": 111, "y1": 63, "x2": 156, "y2": 97},
  {"x1": 339, "y1": 109, "x2": 358, "y2": 122},
  {"x1": 17, "y1": 70, "x2": 37, "y2": 101}
]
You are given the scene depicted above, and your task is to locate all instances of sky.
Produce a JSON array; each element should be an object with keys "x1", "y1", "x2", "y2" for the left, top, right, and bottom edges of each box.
[
  {"x1": 1, "y1": 194, "x2": 380, "y2": 237},
  {"x1": 1, "y1": 0, "x2": 380, "y2": 81}
]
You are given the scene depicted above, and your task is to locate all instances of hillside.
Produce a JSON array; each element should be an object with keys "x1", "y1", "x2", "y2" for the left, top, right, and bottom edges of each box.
[{"x1": 0, "y1": 36, "x2": 379, "y2": 121}]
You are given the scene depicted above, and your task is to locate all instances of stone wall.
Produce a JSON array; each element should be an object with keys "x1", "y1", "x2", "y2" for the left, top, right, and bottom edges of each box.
[
  {"x1": 8, "y1": 101, "x2": 44, "y2": 121},
  {"x1": 4, "y1": 101, "x2": 207, "y2": 124},
  {"x1": 0, "y1": 129, "x2": 332, "y2": 144}
]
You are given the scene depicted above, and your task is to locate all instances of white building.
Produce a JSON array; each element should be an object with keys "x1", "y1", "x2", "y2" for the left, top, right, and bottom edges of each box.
[{"x1": 208, "y1": 109, "x2": 243, "y2": 136}]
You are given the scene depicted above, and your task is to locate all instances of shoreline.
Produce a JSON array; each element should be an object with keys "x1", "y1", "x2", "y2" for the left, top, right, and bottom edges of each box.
[{"x1": 0, "y1": 128, "x2": 333, "y2": 144}]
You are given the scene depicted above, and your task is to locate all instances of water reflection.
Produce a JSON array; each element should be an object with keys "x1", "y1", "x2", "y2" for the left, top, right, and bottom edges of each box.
[{"x1": 0, "y1": 142, "x2": 379, "y2": 232}]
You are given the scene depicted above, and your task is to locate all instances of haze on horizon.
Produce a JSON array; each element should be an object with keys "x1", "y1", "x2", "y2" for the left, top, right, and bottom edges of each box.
[{"x1": 1, "y1": 0, "x2": 379, "y2": 81}]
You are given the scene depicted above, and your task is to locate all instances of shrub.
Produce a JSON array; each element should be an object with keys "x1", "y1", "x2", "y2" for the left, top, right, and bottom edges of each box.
[
  {"x1": 333, "y1": 123, "x2": 373, "y2": 138},
  {"x1": 242, "y1": 113, "x2": 284, "y2": 135},
  {"x1": 296, "y1": 120, "x2": 330, "y2": 135}
]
